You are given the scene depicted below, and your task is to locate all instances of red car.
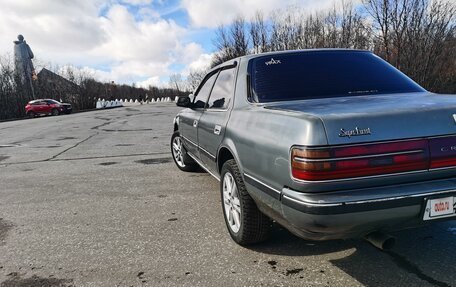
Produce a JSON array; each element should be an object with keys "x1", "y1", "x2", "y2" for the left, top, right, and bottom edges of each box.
[{"x1": 25, "y1": 99, "x2": 72, "y2": 118}]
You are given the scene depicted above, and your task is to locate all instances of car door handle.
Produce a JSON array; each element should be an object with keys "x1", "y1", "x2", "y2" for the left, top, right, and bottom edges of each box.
[
  {"x1": 193, "y1": 120, "x2": 198, "y2": 128},
  {"x1": 214, "y1": 125, "x2": 221, "y2": 135}
]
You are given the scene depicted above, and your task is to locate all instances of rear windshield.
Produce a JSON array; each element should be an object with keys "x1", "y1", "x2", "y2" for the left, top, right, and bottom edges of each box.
[{"x1": 248, "y1": 51, "x2": 425, "y2": 102}]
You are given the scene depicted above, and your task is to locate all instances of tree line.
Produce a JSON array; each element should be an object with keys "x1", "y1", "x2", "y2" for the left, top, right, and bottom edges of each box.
[
  {"x1": 212, "y1": 0, "x2": 455, "y2": 94},
  {"x1": 0, "y1": 58, "x2": 186, "y2": 120},
  {"x1": 2, "y1": 0, "x2": 454, "y2": 120}
]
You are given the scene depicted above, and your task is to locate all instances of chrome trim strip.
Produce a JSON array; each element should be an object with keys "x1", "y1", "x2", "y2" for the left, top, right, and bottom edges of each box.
[
  {"x1": 291, "y1": 166, "x2": 456, "y2": 184},
  {"x1": 243, "y1": 173, "x2": 281, "y2": 195},
  {"x1": 428, "y1": 134, "x2": 456, "y2": 139},
  {"x1": 199, "y1": 146, "x2": 216, "y2": 159},
  {"x1": 291, "y1": 169, "x2": 427, "y2": 183},
  {"x1": 299, "y1": 138, "x2": 427, "y2": 149},
  {"x1": 430, "y1": 166, "x2": 456, "y2": 172},
  {"x1": 345, "y1": 189, "x2": 456, "y2": 205},
  {"x1": 181, "y1": 135, "x2": 198, "y2": 147},
  {"x1": 284, "y1": 189, "x2": 456, "y2": 207},
  {"x1": 187, "y1": 152, "x2": 220, "y2": 181},
  {"x1": 293, "y1": 150, "x2": 423, "y2": 163},
  {"x1": 282, "y1": 195, "x2": 343, "y2": 207}
]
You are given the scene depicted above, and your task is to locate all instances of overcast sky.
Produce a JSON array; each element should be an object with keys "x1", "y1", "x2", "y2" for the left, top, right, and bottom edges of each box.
[{"x1": 0, "y1": 0, "x2": 345, "y2": 87}]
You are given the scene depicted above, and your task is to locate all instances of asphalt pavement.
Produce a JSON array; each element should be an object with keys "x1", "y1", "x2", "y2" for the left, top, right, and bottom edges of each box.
[{"x1": 0, "y1": 103, "x2": 455, "y2": 287}]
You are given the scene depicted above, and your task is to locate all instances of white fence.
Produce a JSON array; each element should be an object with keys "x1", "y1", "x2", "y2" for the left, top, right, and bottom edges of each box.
[{"x1": 96, "y1": 97, "x2": 175, "y2": 109}]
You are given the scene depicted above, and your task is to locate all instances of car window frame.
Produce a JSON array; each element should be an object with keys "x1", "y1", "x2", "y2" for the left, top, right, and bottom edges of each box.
[
  {"x1": 205, "y1": 66, "x2": 237, "y2": 112},
  {"x1": 192, "y1": 70, "x2": 220, "y2": 110},
  {"x1": 193, "y1": 60, "x2": 238, "y2": 111}
]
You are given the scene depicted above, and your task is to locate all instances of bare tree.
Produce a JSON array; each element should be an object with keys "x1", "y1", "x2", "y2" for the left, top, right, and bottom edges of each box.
[
  {"x1": 364, "y1": 0, "x2": 455, "y2": 91},
  {"x1": 212, "y1": 16, "x2": 249, "y2": 66},
  {"x1": 186, "y1": 69, "x2": 206, "y2": 92},
  {"x1": 250, "y1": 12, "x2": 269, "y2": 53},
  {"x1": 364, "y1": 0, "x2": 393, "y2": 61},
  {"x1": 169, "y1": 73, "x2": 183, "y2": 92}
]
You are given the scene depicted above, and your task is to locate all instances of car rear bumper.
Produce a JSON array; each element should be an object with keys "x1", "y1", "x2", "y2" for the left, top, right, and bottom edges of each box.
[{"x1": 279, "y1": 178, "x2": 456, "y2": 240}]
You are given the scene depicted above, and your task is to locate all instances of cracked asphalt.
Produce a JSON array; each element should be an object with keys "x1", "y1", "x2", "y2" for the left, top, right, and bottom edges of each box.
[{"x1": 0, "y1": 103, "x2": 455, "y2": 287}]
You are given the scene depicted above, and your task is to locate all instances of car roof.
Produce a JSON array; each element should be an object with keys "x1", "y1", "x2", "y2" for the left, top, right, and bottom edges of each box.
[
  {"x1": 29, "y1": 99, "x2": 58, "y2": 103},
  {"x1": 243, "y1": 48, "x2": 369, "y2": 60}
]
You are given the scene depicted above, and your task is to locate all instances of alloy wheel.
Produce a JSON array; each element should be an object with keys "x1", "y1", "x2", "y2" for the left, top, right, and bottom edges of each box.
[
  {"x1": 172, "y1": 136, "x2": 186, "y2": 168},
  {"x1": 223, "y1": 172, "x2": 241, "y2": 233}
]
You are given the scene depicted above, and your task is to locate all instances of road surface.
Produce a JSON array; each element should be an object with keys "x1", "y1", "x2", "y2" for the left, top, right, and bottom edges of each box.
[{"x1": 0, "y1": 104, "x2": 455, "y2": 287}]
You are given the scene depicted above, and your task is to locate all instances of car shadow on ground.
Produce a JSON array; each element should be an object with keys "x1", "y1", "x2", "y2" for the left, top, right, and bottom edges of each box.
[
  {"x1": 250, "y1": 225, "x2": 356, "y2": 257},
  {"x1": 249, "y1": 222, "x2": 456, "y2": 287}
]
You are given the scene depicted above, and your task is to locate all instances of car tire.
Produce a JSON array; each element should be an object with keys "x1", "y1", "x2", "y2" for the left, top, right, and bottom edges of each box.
[
  {"x1": 51, "y1": 108, "x2": 60, "y2": 116},
  {"x1": 171, "y1": 131, "x2": 198, "y2": 172},
  {"x1": 221, "y1": 159, "x2": 272, "y2": 245},
  {"x1": 28, "y1": 111, "x2": 36, "y2": 118}
]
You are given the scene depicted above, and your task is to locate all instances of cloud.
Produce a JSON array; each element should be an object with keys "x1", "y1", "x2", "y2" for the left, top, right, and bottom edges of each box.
[
  {"x1": 0, "y1": 1, "x2": 106, "y2": 55},
  {"x1": 121, "y1": 0, "x2": 153, "y2": 5},
  {"x1": 93, "y1": 5, "x2": 184, "y2": 62},
  {"x1": 181, "y1": 0, "x2": 353, "y2": 28},
  {"x1": 185, "y1": 53, "x2": 212, "y2": 73},
  {"x1": 0, "y1": 0, "x2": 208, "y2": 86},
  {"x1": 0, "y1": 0, "x2": 362, "y2": 87},
  {"x1": 136, "y1": 76, "x2": 163, "y2": 88}
]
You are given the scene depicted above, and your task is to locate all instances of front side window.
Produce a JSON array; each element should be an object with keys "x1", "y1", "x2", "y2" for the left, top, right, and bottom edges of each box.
[
  {"x1": 193, "y1": 72, "x2": 218, "y2": 109},
  {"x1": 207, "y1": 68, "x2": 235, "y2": 109},
  {"x1": 249, "y1": 51, "x2": 425, "y2": 103}
]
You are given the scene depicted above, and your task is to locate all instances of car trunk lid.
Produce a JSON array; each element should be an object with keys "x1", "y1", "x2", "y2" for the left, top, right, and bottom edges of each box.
[{"x1": 265, "y1": 92, "x2": 456, "y2": 145}]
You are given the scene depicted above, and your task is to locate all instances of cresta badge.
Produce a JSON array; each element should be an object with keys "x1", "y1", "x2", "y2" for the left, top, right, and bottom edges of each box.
[{"x1": 440, "y1": 145, "x2": 456, "y2": 152}]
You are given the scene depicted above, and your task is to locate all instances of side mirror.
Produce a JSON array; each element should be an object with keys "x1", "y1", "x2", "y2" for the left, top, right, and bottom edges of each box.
[{"x1": 176, "y1": 96, "x2": 191, "y2": 108}]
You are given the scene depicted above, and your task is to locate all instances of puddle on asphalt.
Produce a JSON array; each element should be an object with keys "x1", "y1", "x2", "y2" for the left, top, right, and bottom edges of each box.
[
  {"x1": 135, "y1": 158, "x2": 172, "y2": 165},
  {"x1": 1, "y1": 274, "x2": 73, "y2": 287},
  {"x1": 98, "y1": 162, "x2": 118, "y2": 166},
  {"x1": 0, "y1": 156, "x2": 10, "y2": 162}
]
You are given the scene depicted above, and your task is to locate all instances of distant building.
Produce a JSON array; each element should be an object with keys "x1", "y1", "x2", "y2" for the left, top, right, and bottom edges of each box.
[{"x1": 35, "y1": 68, "x2": 80, "y2": 103}]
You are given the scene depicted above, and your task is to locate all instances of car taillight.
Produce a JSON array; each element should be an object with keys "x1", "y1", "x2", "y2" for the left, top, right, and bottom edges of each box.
[
  {"x1": 291, "y1": 139, "x2": 429, "y2": 181},
  {"x1": 429, "y1": 136, "x2": 456, "y2": 169}
]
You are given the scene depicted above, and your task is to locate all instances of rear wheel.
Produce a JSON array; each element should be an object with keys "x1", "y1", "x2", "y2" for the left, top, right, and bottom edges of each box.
[
  {"x1": 221, "y1": 159, "x2": 272, "y2": 245},
  {"x1": 51, "y1": 108, "x2": 59, "y2": 116},
  {"x1": 171, "y1": 131, "x2": 198, "y2": 172}
]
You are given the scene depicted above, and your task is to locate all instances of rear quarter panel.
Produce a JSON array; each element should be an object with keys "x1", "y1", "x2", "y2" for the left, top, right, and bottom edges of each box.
[{"x1": 226, "y1": 107, "x2": 327, "y2": 191}]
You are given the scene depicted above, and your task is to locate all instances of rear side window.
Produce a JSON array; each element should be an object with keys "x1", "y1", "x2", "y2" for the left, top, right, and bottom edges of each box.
[
  {"x1": 249, "y1": 51, "x2": 425, "y2": 103},
  {"x1": 207, "y1": 68, "x2": 235, "y2": 109}
]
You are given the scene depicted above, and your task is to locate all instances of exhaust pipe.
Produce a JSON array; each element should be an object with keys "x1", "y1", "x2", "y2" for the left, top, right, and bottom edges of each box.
[{"x1": 364, "y1": 232, "x2": 396, "y2": 250}]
